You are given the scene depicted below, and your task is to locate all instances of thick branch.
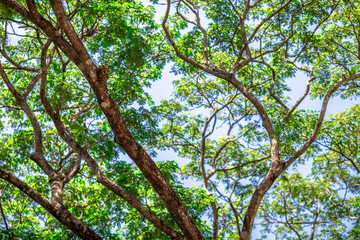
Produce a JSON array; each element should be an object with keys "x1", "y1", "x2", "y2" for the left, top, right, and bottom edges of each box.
[
  {"x1": 240, "y1": 73, "x2": 359, "y2": 240},
  {"x1": 0, "y1": 168, "x2": 102, "y2": 240},
  {"x1": 38, "y1": 40, "x2": 184, "y2": 240},
  {"x1": 0, "y1": 63, "x2": 55, "y2": 177},
  {"x1": 48, "y1": 0, "x2": 93, "y2": 64},
  {"x1": 225, "y1": 76, "x2": 276, "y2": 137}
]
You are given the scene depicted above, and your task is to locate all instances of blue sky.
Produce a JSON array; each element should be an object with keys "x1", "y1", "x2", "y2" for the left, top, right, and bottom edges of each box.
[
  {"x1": 141, "y1": 2, "x2": 359, "y2": 238},
  {"x1": 2, "y1": 1, "x2": 358, "y2": 238}
]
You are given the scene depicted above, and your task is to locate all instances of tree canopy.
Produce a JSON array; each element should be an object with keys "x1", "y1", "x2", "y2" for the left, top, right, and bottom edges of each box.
[{"x1": 0, "y1": 0, "x2": 359, "y2": 239}]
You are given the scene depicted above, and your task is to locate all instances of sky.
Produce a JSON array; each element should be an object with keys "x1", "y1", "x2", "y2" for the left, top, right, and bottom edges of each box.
[
  {"x1": 2, "y1": 1, "x2": 358, "y2": 238},
  {"x1": 143, "y1": 0, "x2": 358, "y2": 116},
  {"x1": 140, "y1": 1, "x2": 359, "y2": 239},
  {"x1": 142, "y1": 0, "x2": 359, "y2": 191}
]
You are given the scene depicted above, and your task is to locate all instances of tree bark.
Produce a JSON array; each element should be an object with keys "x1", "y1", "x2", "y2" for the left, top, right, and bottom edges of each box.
[
  {"x1": 0, "y1": 168, "x2": 102, "y2": 240},
  {"x1": 0, "y1": 0, "x2": 204, "y2": 238}
]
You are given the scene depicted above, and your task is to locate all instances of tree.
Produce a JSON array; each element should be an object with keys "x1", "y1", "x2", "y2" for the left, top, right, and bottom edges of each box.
[{"x1": 0, "y1": 0, "x2": 358, "y2": 239}]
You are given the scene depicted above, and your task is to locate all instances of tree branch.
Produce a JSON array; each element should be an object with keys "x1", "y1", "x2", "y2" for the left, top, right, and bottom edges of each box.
[{"x1": 0, "y1": 168, "x2": 102, "y2": 239}]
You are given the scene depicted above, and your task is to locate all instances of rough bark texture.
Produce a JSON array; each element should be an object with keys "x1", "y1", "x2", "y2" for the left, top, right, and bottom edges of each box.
[
  {"x1": 1, "y1": 1, "x2": 358, "y2": 239},
  {"x1": 0, "y1": 169, "x2": 102, "y2": 240},
  {"x1": 0, "y1": 0, "x2": 204, "y2": 239},
  {"x1": 161, "y1": 1, "x2": 360, "y2": 239},
  {"x1": 91, "y1": 73, "x2": 203, "y2": 240},
  {"x1": 1, "y1": 55, "x2": 101, "y2": 239},
  {"x1": 38, "y1": 32, "x2": 184, "y2": 240}
]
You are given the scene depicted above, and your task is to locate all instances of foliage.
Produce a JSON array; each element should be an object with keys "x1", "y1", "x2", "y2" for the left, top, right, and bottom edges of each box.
[{"x1": 0, "y1": 0, "x2": 359, "y2": 239}]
